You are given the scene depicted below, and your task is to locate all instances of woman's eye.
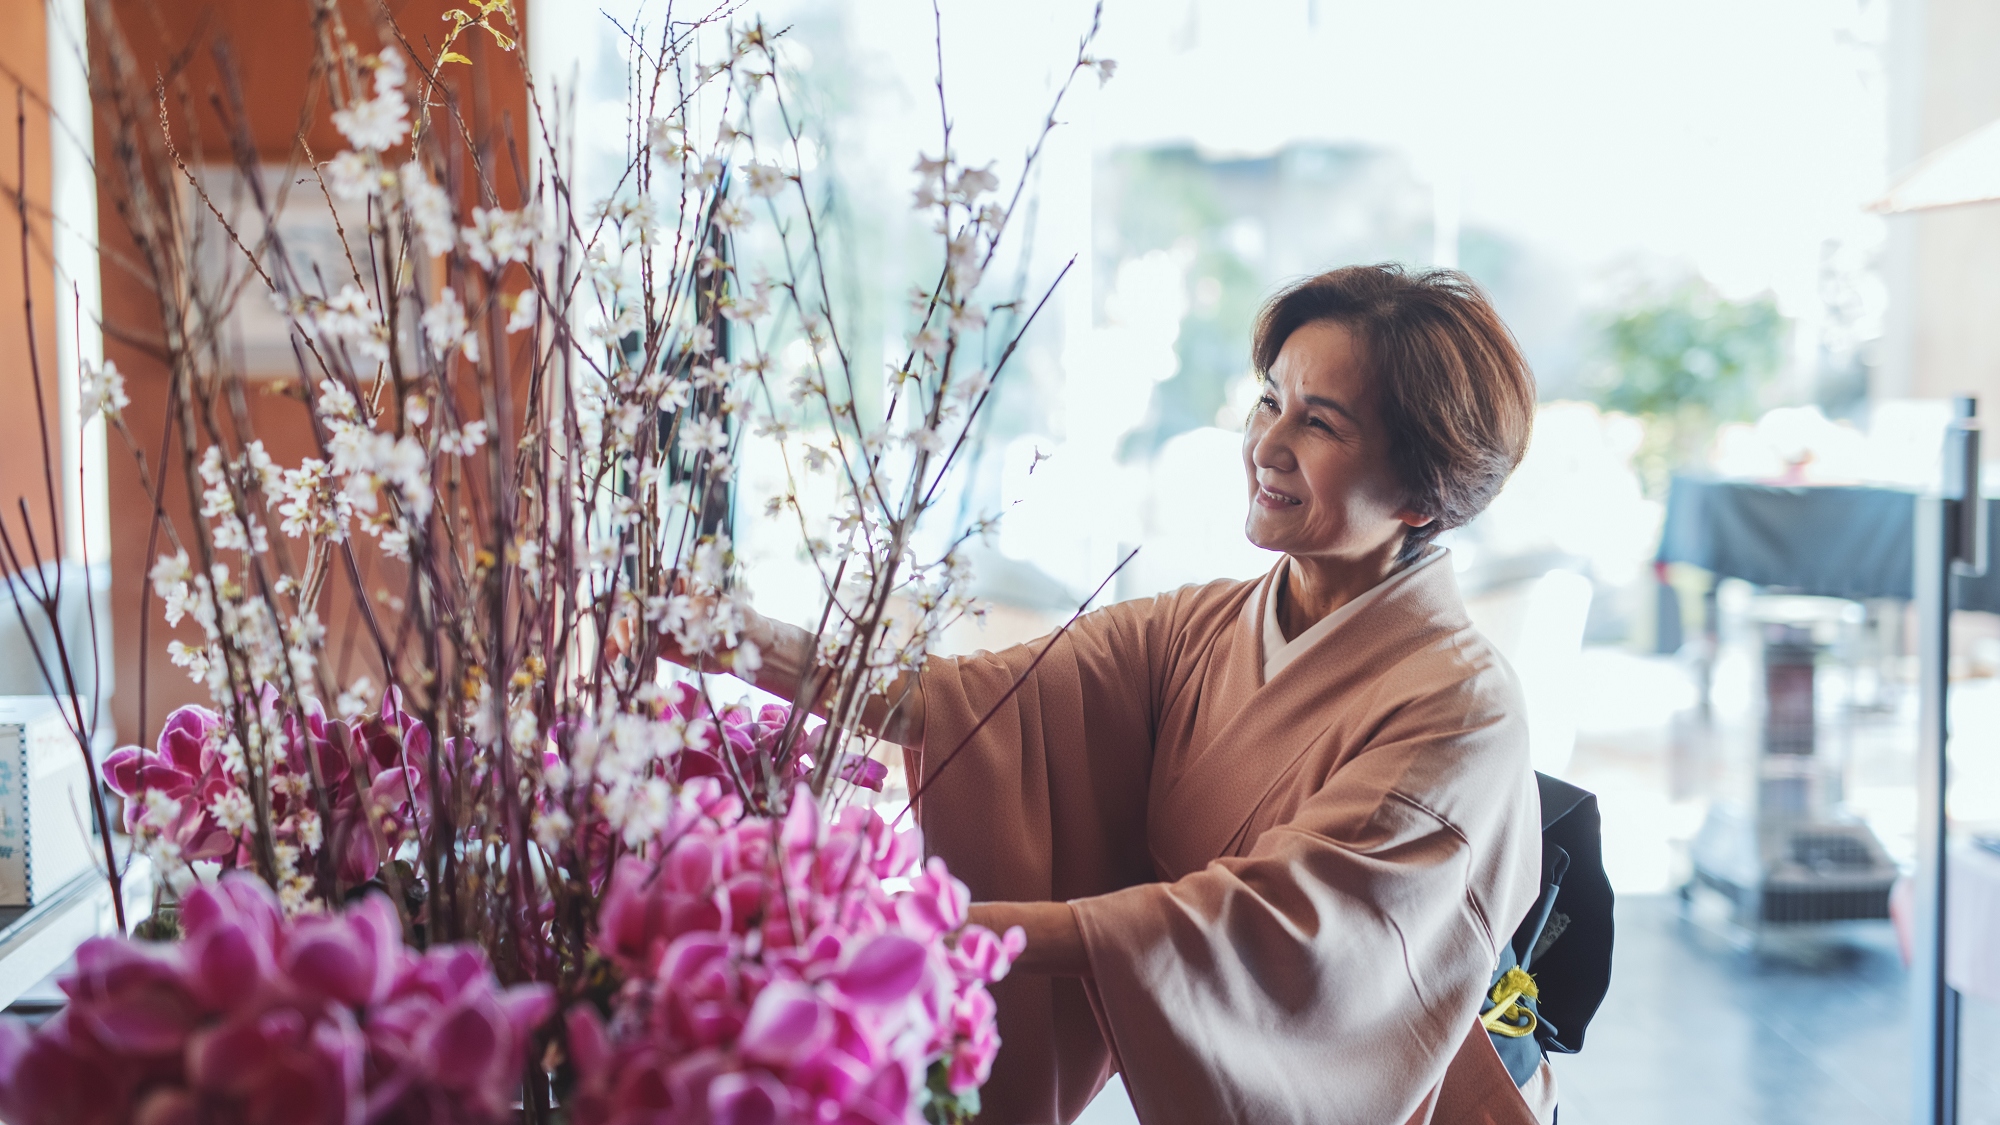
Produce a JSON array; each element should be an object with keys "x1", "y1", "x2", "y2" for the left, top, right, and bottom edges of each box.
[
  {"x1": 1258, "y1": 395, "x2": 1278, "y2": 411},
  {"x1": 1307, "y1": 416, "x2": 1332, "y2": 432}
]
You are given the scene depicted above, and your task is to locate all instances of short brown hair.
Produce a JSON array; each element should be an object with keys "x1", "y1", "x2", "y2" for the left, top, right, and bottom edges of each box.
[{"x1": 1251, "y1": 264, "x2": 1536, "y2": 563}]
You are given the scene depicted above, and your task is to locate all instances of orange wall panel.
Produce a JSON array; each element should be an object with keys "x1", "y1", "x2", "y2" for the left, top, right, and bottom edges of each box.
[
  {"x1": 0, "y1": 0, "x2": 64, "y2": 569},
  {"x1": 99, "y1": 0, "x2": 530, "y2": 746}
]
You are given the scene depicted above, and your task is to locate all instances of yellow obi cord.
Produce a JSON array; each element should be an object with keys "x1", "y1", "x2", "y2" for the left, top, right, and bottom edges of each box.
[{"x1": 1481, "y1": 966, "x2": 1540, "y2": 1039}]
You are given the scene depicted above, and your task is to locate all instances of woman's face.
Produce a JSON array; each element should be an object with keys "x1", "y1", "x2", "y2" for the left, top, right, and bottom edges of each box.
[{"x1": 1241, "y1": 320, "x2": 1431, "y2": 563}]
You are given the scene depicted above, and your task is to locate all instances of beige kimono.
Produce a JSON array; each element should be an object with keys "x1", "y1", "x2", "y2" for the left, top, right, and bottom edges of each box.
[{"x1": 910, "y1": 556, "x2": 1544, "y2": 1125}]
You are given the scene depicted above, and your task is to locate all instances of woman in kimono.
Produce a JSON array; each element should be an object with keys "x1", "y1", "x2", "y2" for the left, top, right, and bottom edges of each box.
[{"x1": 735, "y1": 264, "x2": 1547, "y2": 1124}]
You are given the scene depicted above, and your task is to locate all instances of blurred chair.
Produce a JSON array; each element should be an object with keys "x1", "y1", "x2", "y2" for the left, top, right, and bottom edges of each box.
[{"x1": 1462, "y1": 563, "x2": 1594, "y2": 776}]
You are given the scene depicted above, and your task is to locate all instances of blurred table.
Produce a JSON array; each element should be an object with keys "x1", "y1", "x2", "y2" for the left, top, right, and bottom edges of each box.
[{"x1": 1658, "y1": 475, "x2": 2000, "y2": 611}]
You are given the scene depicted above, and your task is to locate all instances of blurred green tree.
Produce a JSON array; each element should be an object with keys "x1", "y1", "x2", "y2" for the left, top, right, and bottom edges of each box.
[{"x1": 1586, "y1": 279, "x2": 1787, "y2": 493}]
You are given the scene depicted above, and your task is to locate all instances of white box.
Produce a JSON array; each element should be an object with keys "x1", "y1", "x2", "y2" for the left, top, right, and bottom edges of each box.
[{"x1": 0, "y1": 697, "x2": 97, "y2": 905}]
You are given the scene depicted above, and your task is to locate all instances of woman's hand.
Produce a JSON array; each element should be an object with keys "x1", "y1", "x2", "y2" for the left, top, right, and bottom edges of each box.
[
  {"x1": 643, "y1": 588, "x2": 928, "y2": 747},
  {"x1": 968, "y1": 902, "x2": 1088, "y2": 977}
]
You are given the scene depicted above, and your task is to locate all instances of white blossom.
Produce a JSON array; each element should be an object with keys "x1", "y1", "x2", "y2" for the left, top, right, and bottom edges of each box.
[
  {"x1": 691, "y1": 361, "x2": 732, "y2": 391},
  {"x1": 945, "y1": 230, "x2": 982, "y2": 291},
  {"x1": 691, "y1": 534, "x2": 731, "y2": 589},
  {"x1": 720, "y1": 279, "x2": 770, "y2": 323},
  {"x1": 324, "y1": 151, "x2": 385, "y2": 202},
  {"x1": 678, "y1": 416, "x2": 729, "y2": 458},
  {"x1": 149, "y1": 551, "x2": 190, "y2": 594},
  {"x1": 596, "y1": 195, "x2": 662, "y2": 246},
  {"x1": 949, "y1": 302, "x2": 986, "y2": 333},
  {"x1": 331, "y1": 52, "x2": 410, "y2": 152},
  {"x1": 245, "y1": 441, "x2": 280, "y2": 492},
  {"x1": 646, "y1": 116, "x2": 683, "y2": 159},
  {"x1": 399, "y1": 163, "x2": 455, "y2": 256},
  {"x1": 584, "y1": 537, "x2": 619, "y2": 574},
  {"x1": 465, "y1": 682, "x2": 498, "y2": 746},
  {"x1": 198, "y1": 446, "x2": 234, "y2": 518},
  {"x1": 213, "y1": 514, "x2": 269, "y2": 554},
  {"x1": 421, "y1": 287, "x2": 480, "y2": 362},
  {"x1": 912, "y1": 153, "x2": 949, "y2": 210},
  {"x1": 139, "y1": 788, "x2": 182, "y2": 834},
  {"x1": 533, "y1": 807, "x2": 573, "y2": 851},
  {"x1": 336, "y1": 676, "x2": 375, "y2": 721},
  {"x1": 711, "y1": 198, "x2": 750, "y2": 232},
  {"x1": 337, "y1": 431, "x2": 433, "y2": 521},
  {"x1": 438, "y1": 420, "x2": 488, "y2": 457},
  {"x1": 296, "y1": 810, "x2": 324, "y2": 851},
  {"x1": 161, "y1": 582, "x2": 203, "y2": 629},
  {"x1": 317, "y1": 378, "x2": 360, "y2": 422},
  {"x1": 167, "y1": 640, "x2": 211, "y2": 683},
  {"x1": 513, "y1": 539, "x2": 543, "y2": 596},
  {"x1": 312, "y1": 285, "x2": 390, "y2": 364},
  {"x1": 743, "y1": 161, "x2": 788, "y2": 198},
  {"x1": 79, "y1": 359, "x2": 128, "y2": 421},
  {"x1": 504, "y1": 289, "x2": 538, "y2": 334},
  {"x1": 380, "y1": 528, "x2": 411, "y2": 561},
  {"x1": 463, "y1": 207, "x2": 536, "y2": 271},
  {"x1": 210, "y1": 788, "x2": 255, "y2": 834},
  {"x1": 276, "y1": 459, "x2": 349, "y2": 539},
  {"x1": 952, "y1": 162, "x2": 999, "y2": 201},
  {"x1": 509, "y1": 706, "x2": 540, "y2": 753}
]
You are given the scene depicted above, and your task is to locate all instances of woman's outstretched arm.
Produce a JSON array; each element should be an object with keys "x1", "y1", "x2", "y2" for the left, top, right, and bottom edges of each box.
[
  {"x1": 667, "y1": 607, "x2": 928, "y2": 747},
  {"x1": 968, "y1": 902, "x2": 1087, "y2": 975}
]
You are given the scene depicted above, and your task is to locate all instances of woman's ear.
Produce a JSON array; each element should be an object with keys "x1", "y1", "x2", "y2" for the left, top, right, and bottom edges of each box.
[{"x1": 1395, "y1": 509, "x2": 1435, "y2": 529}]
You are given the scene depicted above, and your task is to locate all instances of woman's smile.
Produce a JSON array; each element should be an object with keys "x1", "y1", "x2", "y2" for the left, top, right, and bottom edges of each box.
[{"x1": 1255, "y1": 481, "x2": 1304, "y2": 509}]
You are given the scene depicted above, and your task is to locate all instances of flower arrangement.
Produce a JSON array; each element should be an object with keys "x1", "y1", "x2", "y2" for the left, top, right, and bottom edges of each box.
[
  {"x1": 567, "y1": 783, "x2": 1020, "y2": 1123},
  {"x1": 0, "y1": 1, "x2": 1110, "y2": 1121},
  {"x1": 0, "y1": 874, "x2": 552, "y2": 1125}
]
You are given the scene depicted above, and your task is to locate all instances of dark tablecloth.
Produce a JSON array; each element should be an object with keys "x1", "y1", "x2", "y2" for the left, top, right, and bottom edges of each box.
[{"x1": 1657, "y1": 476, "x2": 2000, "y2": 611}]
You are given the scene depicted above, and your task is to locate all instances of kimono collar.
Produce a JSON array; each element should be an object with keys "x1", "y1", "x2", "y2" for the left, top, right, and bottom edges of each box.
[
  {"x1": 1261, "y1": 549, "x2": 1448, "y2": 682},
  {"x1": 1152, "y1": 549, "x2": 1472, "y2": 876}
]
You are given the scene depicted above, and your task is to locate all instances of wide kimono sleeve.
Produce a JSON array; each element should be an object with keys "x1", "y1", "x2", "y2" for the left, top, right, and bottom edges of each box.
[
  {"x1": 1067, "y1": 667, "x2": 1539, "y2": 1125},
  {"x1": 911, "y1": 584, "x2": 1216, "y2": 1124}
]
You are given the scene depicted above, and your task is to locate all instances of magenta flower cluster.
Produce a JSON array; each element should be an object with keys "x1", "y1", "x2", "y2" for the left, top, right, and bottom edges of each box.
[
  {"x1": 101, "y1": 693, "x2": 430, "y2": 886},
  {"x1": 99, "y1": 706, "x2": 239, "y2": 863},
  {"x1": 0, "y1": 875, "x2": 552, "y2": 1125},
  {"x1": 664, "y1": 687, "x2": 889, "y2": 794},
  {"x1": 568, "y1": 781, "x2": 1020, "y2": 1125}
]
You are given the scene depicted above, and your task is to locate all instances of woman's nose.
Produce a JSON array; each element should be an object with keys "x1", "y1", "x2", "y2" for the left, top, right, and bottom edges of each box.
[{"x1": 1246, "y1": 416, "x2": 1294, "y2": 472}]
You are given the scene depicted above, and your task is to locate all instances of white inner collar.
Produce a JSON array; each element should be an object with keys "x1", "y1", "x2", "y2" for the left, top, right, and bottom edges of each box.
[{"x1": 1262, "y1": 548, "x2": 1445, "y2": 682}]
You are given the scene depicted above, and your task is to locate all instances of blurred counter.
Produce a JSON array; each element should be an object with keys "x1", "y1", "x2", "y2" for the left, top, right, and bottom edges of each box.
[{"x1": 1658, "y1": 475, "x2": 2000, "y2": 610}]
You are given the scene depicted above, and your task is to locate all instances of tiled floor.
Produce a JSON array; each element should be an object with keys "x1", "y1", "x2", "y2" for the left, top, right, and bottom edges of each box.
[
  {"x1": 1524, "y1": 629, "x2": 2000, "y2": 1125},
  {"x1": 1556, "y1": 894, "x2": 2000, "y2": 1125}
]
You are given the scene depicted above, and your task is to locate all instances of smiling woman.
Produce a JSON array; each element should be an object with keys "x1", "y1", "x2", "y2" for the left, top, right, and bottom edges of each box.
[
  {"x1": 1246, "y1": 267, "x2": 1537, "y2": 639},
  {"x1": 729, "y1": 263, "x2": 1550, "y2": 1124}
]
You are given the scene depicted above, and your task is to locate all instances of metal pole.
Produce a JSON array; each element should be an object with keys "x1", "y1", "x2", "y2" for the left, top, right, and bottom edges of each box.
[{"x1": 1914, "y1": 395, "x2": 1980, "y2": 1125}]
